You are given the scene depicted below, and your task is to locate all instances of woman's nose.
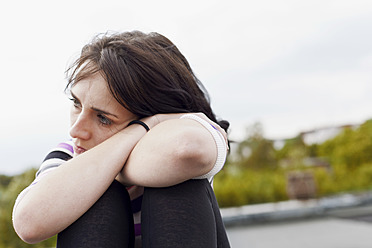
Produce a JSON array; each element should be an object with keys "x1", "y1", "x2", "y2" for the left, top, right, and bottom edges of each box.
[{"x1": 69, "y1": 113, "x2": 91, "y2": 140}]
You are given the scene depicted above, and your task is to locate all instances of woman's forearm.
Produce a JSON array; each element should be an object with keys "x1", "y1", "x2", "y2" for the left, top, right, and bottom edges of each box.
[
  {"x1": 117, "y1": 118, "x2": 220, "y2": 187},
  {"x1": 13, "y1": 125, "x2": 147, "y2": 243}
]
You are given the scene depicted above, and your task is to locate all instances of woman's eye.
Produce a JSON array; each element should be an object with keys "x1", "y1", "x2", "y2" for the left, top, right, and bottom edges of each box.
[
  {"x1": 69, "y1": 98, "x2": 81, "y2": 108},
  {"x1": 97, "y1": 114, "x2": 112, "y2": 126}
]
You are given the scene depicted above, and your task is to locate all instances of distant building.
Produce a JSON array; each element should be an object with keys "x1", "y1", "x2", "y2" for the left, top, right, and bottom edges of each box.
[{"x1": 300, "y1": 124, "x2": 359, "y2": 145}]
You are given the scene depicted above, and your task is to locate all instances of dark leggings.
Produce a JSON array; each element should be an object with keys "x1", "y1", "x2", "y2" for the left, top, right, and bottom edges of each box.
[{"x1": 57, "y1": 179, "x2": 230, "y2": 248}]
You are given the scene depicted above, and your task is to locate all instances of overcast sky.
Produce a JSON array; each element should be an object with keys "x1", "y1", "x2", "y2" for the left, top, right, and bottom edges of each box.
[{"x1": 1, "y1": 0, "x2": 372, "y2": 175}]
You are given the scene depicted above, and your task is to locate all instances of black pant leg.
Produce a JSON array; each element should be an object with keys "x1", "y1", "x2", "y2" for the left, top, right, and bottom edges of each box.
[
  {"x1": 57, "y1": 180, "x2": 134, "y2": 248},
  {"x1": 141, "y1": 179, "x2": 230, "y2": 248}
]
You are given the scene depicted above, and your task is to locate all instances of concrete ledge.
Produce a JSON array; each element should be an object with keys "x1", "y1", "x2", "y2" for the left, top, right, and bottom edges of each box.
[{"x1": 221, "y1": 191, "x2": 372, "y2": 227}]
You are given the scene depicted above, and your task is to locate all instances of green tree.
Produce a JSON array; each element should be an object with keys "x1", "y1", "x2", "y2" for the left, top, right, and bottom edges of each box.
[
  {"x1": 318, "y1": 120, "x2": 372, "y2": 169},
  {"x1": 275, "y1": 135, "x2": 310, "y2": 168},
  {"x1": 236, "y1": 122, "x2": 277, "y2": 169},
  {"x1": 0, "y1": 174, "x2": 12, "y2": 188}
]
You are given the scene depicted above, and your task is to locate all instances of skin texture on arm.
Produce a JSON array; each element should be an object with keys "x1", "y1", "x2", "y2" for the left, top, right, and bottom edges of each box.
[{"x1": 117, "y1": 118, "x2": 218, "y2": 187}]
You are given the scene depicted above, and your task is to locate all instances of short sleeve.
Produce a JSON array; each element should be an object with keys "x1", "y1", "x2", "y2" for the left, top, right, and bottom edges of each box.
[{"x1": 180, "y1": 114, "x2": 227, "y2": 182}]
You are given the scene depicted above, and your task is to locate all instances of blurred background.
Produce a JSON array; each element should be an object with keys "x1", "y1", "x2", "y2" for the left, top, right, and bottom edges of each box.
[{"x1": 2, "y1": 0, "x2": 372, "y2": 247}]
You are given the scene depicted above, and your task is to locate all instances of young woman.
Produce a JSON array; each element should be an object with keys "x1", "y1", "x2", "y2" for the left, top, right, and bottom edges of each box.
[{"x1": 13, "y1": 31, "x2": 230, "y2": 248}]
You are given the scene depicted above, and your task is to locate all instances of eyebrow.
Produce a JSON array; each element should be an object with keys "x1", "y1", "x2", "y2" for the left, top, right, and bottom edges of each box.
[{"x1": 70, "y1": 91, "x2": 119, "y2": 119}]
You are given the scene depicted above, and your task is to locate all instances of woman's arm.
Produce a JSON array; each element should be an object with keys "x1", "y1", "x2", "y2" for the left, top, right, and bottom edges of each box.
[
  {"x1": 117, "y1": 114, "x2": 227, "y2": 187},
  {"x1": 13, "y1": 124, "x2": 148, "y2": 244}
]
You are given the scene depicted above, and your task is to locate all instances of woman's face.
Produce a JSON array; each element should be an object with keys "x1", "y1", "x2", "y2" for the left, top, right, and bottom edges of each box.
[{"x1": 69, "y1": 73, "x2": 137, "y2": 156}]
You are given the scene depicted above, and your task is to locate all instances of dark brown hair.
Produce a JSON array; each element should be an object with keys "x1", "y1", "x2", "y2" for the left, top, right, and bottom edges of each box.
[{"x1": 66, "y1": 31, "x2": 229, "y2": 132}]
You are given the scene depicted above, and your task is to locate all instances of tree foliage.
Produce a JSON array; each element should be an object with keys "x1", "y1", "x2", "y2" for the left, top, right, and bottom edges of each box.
[
  {"x1": 214, "y1": 119, "x2": 372, "y2": 207},
  {"x1": 236, "y1": 122, "x2": 277, "y2": 169},
  {"x1": 317, "y1": 120, "x2": 372, "y2": 169},
  {"x1": 275, "y1": 136, "x2": 309, "y2": 162}
]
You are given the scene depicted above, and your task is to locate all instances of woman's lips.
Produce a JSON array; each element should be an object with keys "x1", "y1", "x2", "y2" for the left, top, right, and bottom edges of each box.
[{"x1": 74, "y1": 145, "x2": 86, "y2": 155}]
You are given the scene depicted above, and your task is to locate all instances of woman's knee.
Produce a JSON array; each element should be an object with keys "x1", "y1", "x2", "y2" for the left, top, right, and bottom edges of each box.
[
  {"x1": 141, "y1": 180, "x2": 218, "y2": 247},
  {"x1": 57, "y1": 180, "x2": 134, "y2": 248}
]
